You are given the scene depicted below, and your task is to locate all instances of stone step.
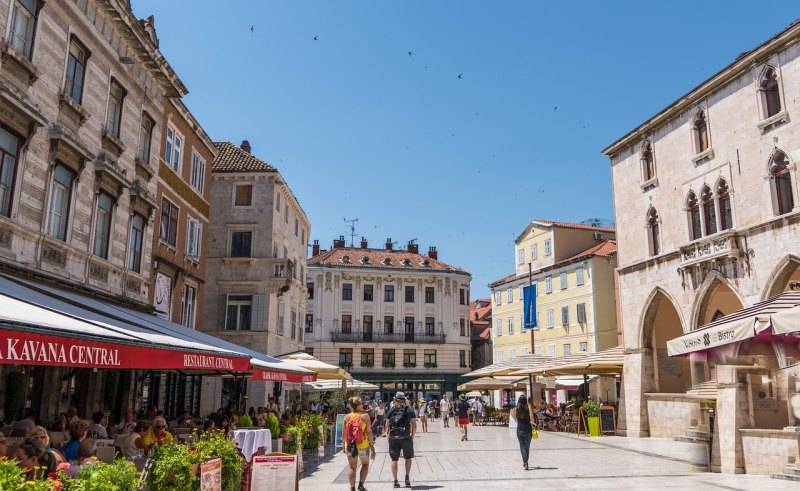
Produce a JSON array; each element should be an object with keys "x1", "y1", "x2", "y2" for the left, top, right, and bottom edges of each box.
[
  {"x1": 783, "y1": 466, "x2": 800, "y2": 476},
  {"x1": 673, "y1": 435, "x2": 709, "y2": 444},
  {"x1": 770, "y1": 472, "x2": 800, "y2": 482},
  {"x1": 686, "y1": 430, "x2": 711, "y2": 439}
]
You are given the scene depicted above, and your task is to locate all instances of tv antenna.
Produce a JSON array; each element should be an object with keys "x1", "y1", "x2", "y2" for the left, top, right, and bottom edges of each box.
[{"x1": 344, "y1": 218, "x2": 359, "y2": 247}]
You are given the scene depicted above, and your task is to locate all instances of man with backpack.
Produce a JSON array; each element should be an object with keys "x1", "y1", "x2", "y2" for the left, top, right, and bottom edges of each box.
[{"x1": 385, "y1": 391, "x2": 416, "y2": 488}]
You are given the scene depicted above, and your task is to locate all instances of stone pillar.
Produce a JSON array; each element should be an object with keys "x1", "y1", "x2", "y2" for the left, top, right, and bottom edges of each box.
[
  {"x1": 689, "y1": 352, "x2": 710, "y2": 387},
  {"x1": 620, "y1": 349, "x2": 656, "y2": 437},
  {"x1": 713, "y1": 366, "x2": 749, "y2": 474}
]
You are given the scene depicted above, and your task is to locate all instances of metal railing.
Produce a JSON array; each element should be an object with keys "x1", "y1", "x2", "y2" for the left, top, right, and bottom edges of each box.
[{"x1": 331, "y1": 329, "x2": 446, "y2": 344}]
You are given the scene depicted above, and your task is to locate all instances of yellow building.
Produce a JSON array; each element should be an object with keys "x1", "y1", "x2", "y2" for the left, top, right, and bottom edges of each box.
[{"x1": 489, "y1": 221, "x2": 619, "y2": 364}]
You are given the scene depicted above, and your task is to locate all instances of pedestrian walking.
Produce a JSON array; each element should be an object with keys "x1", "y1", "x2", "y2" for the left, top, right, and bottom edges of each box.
[
  {"x1": 418, "y1": 399, "x2": 428, "y2": 433},
  {"x1": 386, "y1": 392, "x2": 416, "y2": 488},
  {"x1": 343, "y1": 396, "x2": 375, "y2": 491},
  {"x1": 373, "y1": 400, "x2": 386, "y2": 438},
  {"x1": 514, "y1": 395, "x2": 534, "y2": 470},
  {"x1": 439, "y1": 395, "x2": 451, "y2": 428},
  {"x1": 456, "y1": 394, "x2": 471, "y2": 441}
]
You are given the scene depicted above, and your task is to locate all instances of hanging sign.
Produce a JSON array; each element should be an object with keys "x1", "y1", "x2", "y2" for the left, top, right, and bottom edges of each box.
[
  {"x1": 523, "y1": 284, "x2": 538, "y2": 330},
  {"x1": 252, "y1": 367, "x2": 316, "y2": 383}
]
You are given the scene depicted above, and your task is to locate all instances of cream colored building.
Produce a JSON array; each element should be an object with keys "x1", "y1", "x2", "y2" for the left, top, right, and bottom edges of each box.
[
  {"x1": 489, "y1": 220, "x2": 619, "y2": 398},
  {"x1": 306, "y1": 238, "x2": 472, "y2": 401},
  {"x1": 604, "y1": 19, "x2": 800, "y2": 476}
]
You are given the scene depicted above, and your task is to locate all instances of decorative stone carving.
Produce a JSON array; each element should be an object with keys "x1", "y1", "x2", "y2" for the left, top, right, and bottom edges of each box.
[
  {"x1": 41, "y1": 243, "x2": 67, "y2": 267},
  {"x1": 333, "y1": 274, "x2": 340, "y2": 289},
  {"x1": 355, "y1": 276, "x2": 361, "y2": 288},
  {"x1": 126, "y1": 277, "x2": 141, "y2": 293},
  {"x1": 325, "y1": 272, "x2": 332, "y2": 291},
  {"x1": 89, "y1": 262, "x2": 109, "y2": 283},
  {"x1": 0, "y1": 227, "x2": 11, "y2": 247}
]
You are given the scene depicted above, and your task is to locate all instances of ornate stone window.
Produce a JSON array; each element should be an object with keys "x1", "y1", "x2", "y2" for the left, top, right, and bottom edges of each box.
[
  {"x1": 686, "y1": 191, "x2": 702, "y2": 240},
  {"x1": 717, "y1": 179, "x2": 733, "y2": 230},
  {"x1": 46, "y1": 164, "x2": 75, "y2": 241},
  {"x1": 646, "y1": 207, "x2": 660, "y2": 256},
  {"x1": 9, "y1": 0, "x2": 40, "y2": 59},
  {"x1": 92, "y1": 192, "x2": 114, "y2": 259},
  {"x1": 127, "y1": 213, "x2": 145, "y2": 273},
  {"x1": 760, "y1": 67, "x2": 782, "y2": 119},
  {"x1": 701, "y1": 185, "x2": 717, "y2": 235},
  {"x1": 769, "y1": 150, "x2": 794, "y2": 215},
  {"x1": 0, "y1": 127, "x2": 22, "y2": 217}
]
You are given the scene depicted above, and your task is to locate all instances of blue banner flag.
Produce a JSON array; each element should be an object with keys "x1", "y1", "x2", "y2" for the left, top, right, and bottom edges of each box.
[{"x1": 523, "y1": 284, "x2": 537, "y2": 329}]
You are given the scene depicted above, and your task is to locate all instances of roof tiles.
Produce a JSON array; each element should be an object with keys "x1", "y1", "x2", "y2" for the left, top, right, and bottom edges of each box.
[
  {"x1": 212, "y1": 142, "x2": 277, "y2": 173},
  {"x1": 308, "y1": 247, "x2": 469, "y2": 275}
]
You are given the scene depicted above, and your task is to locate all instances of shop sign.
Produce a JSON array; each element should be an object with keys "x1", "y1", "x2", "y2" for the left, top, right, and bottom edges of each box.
[{"x1": 252, "y1": 367, "x2": 316, "y2": 383}]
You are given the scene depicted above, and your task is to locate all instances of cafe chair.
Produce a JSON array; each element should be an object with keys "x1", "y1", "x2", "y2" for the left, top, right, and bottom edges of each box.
[{"x1": 96, "y1": 446, "x2": 116, "y2": 464}]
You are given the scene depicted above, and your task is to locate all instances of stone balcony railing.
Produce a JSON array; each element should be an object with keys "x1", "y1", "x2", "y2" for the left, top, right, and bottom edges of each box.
[
  {"x1": 679, "y1": 231, "x2": 741, "y2": 268},
  {"x1": 331, "y1": 329, "x2": 446, "y2": 344}
]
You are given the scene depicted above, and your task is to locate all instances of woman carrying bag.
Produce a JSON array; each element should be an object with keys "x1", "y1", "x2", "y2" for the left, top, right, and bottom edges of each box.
[{"x1": 514, "y1": 395, "x2": 537, "y2": 470}]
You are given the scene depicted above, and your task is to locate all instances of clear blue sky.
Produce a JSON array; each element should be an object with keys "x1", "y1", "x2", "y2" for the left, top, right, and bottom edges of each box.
[{"x1": 133, "y1": 1, "x2": 798, "y2": 297}]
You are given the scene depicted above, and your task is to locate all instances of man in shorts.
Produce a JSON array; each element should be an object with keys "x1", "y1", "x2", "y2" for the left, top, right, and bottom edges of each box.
[
  {"x1": 439, "y1": 394, "x2": 451, "y2": 428},
  {"x1": 456, "y1": 394, "x2": 471, "y2": 441},
  {"x1": 386, "y1": 392, "x2": 416, "y2": 488}
]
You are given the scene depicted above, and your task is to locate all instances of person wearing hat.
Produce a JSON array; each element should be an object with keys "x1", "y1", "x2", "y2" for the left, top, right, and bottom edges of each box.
[
  {"x1": 456, "y1": 394, "x2": 471, "y2": 441},
  {"x1": 385, "y1": 391, "x2": 416, "y2": 488}
]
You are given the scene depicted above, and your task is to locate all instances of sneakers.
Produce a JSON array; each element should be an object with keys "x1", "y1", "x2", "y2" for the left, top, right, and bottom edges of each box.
[
  {"x1": 393, "y1": 481, "x2": 400, "y2": 488},
  {"x1": 405, "y1": 476, "x2": 411, "y2": 487},
  {"x1": 358, "y1": 484, "x2": 367, "y2": 491},
  {"x1": 460, "y1": 435, "x2": 465, "y2": 441}
]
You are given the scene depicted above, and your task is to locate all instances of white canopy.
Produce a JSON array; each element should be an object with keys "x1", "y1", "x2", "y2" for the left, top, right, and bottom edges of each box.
[{"x1": 302, "y1": 379, "x2": 378, "y2": 392}]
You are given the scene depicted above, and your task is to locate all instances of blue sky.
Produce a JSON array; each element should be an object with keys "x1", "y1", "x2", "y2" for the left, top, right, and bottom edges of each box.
[{"x1": 133, "y1": 1, "x2": 798, "y2": 297}]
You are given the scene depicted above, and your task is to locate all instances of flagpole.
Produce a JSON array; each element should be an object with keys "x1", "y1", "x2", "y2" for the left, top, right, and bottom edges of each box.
[{"x1": 528, "y1": 262, "x2": 535, "y2": 402}]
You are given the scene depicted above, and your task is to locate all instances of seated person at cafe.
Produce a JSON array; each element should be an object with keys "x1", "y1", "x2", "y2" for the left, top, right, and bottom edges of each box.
[
  {"x1": 88, "y1": 412, "x2": 108, "y2": 438},
  {"x1": 117, "y1": 411, "x2": 136, "y2": 435},
  {"x1": 60, "y1": 419, "x2": 89, "y2": 462},
  {"x1": 176, "y1": 410, "x2": 194, "y2": 428},
  {"x1": 78, "y1": 438, "x2": 97, "y2": 459},
  {"x1": 28, "y1": 426, "x2": 66, "y2": 464},
  {"x1": 50, "y1": 413, "x2": 69, "y2": 432},
  {"x1": 13, "y1": 409, "x2": 37, "y2": 435},
  {"x1": 117, "y1": 421, "x2": 150, "y2": 458},
  {"x1": 143, "y1": 417, "x2": 174, "y2": 448},
  {"x1": 14, "y1": 437, "x2": 57, "y2": 480}
]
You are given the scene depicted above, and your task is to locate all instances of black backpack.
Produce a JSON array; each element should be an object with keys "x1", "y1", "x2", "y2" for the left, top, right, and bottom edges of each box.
[{"x1": 388, "y1": 406, "x2": 410, "y2": 439}]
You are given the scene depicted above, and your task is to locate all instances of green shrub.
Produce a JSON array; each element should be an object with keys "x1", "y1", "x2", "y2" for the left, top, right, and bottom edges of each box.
[
  {"x1": 237, "y1": 414, "x2": 253, "y2": 428},
  {"x1": 265, "y1": 412, "x2": 280, "y2": 438},
  {"x1": 583, "y1": 400, "x2": 600, "y2": 417}
]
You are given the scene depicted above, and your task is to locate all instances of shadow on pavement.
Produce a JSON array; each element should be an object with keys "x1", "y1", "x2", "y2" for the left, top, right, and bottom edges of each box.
[
  {"x1": 409, "y1": 486, "x2": 444, "y2": 490},
  {"x1": 529, "y1": 466, "x2": 558, "y2": 470}
]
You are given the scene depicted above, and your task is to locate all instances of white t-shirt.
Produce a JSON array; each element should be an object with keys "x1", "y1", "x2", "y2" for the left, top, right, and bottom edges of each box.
[{"x1": 440, "y1": 399, "x2": 451, "y2": 413}]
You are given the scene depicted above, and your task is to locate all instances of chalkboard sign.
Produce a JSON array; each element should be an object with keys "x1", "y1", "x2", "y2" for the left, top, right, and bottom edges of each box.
[{"x1": 599, "y1": 406, "x2": 616, "y2": 435}]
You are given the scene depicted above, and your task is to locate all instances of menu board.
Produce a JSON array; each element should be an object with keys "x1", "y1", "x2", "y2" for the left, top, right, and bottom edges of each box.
[
  {"x1": 251, "y1": 454, "x2": 298, "y2": 491},
  {"x1": 600, "y1": 406, "x2": 616, "y2": 435},
  {"x1": 334, "y1": 414, "x2": 346, "y2": 448},
  {"x1": 200, "y1": 458, "x2": 221, "y2": 491}
]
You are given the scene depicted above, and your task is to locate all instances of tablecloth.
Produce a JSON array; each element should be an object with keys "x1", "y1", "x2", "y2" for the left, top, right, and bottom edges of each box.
[{"x1": 231, "y1": 429, "x2": 272, "y2": 462}]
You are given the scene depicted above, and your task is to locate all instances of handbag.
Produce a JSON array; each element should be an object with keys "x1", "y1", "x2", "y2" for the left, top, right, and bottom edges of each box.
[{"x1": 529, "y1": 407, "x2": 539, "y2": 440}]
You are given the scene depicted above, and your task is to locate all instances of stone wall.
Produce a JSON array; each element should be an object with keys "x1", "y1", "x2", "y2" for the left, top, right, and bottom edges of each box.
[
  {"x1": 740, "y1": 429, "x2": 800, "y2": 475},
  {"x1": 644, "y1": 393, "x2": 705, "y2": 438}
]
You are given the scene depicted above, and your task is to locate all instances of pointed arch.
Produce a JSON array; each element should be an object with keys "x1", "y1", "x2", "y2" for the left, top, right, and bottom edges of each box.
[
  {"x1": 760, "y1": 253, "x2": 800, "y2": 300},
  {"x1": 686, "y1": 190, "x2": 701, "y2": 240},
  {"x1": 689, "y1": 270, "x2": 746, "y2": 331},
  {"x1": 758, "y1": 65, "x2": 782, "y2": 119},
  {"x1": 767, "y1": 148, "x2": 795, "y2": 215},
  {"x1": 700, "y1": 184, "x2": 717, "y2": 235},
  {"x1": 637, "y1": 286, "x2": 686, "y2": 347},
  {"x1": 715, "y1": 178, "x2": 733, "y2": 230}
]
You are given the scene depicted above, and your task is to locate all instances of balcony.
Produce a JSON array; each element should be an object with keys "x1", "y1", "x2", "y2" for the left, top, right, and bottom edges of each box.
[
  {"x1": 331, "y1": 330, "x2": 446, "y2": 344},
  {"x1": 679, "y1": 231, "x2": 741, "y2": 268}
]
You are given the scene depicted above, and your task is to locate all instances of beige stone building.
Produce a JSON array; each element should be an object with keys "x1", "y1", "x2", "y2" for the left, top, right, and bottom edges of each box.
[
  {"x1": 306, "y1": 238, "x2": 472, "y2": 401},
  {"x1": 604, "y1": 19, "x2": 800, "y2": 476},
  {"x1": 201, "y1": 141, "x2": 310, "y2": 409},
  {"x1": 0, "y1": 0, "x2": 183, "y2": 420}
]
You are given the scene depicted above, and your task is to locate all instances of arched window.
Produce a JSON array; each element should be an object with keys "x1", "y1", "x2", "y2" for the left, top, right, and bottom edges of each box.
[
  {"x1": 701, "y1": 185, "x2": 717, "y2": 235},
  {"x1": 770, "y1": 151, "x2": 794, "y2": 215},
  {"x1": 693, "y1": 110, "x2": 709, "y2": 153},
  {"x1": 717, "y1": 180, "x2": 733, "y2": 230},
  {"x1": 647, "y1": 207, "x2": 660, "y2": 256},
  {"x1": 760, "y1": 67, "x2": 782, "y2": 119},
  {"x1": 687, "y1": 191, "x2": 702, "y2": 240},
  {"x1": 641, "y1": 142, "x2": 655, "y2": 181}
]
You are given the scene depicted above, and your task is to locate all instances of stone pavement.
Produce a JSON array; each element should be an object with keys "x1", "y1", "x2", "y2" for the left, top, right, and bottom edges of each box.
[{"x1": 299, "y1": 421, "x2": 798, "y2": 490}]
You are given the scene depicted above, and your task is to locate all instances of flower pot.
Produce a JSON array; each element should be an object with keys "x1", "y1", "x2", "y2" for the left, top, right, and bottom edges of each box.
[{"x1": 587, "y1": 416, "x2": 600, "y2": 437}]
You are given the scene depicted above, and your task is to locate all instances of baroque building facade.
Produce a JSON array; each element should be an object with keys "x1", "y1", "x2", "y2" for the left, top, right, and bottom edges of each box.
[
  {"x1": 0, "y1": 0, "x2": 183, "y2": 420},
  {"x1": 306, "y1": 238, "x2": 472, "y2": 400},
  {"x1": 604, "y1": 19, "x2": 800, "y2": 474},
  {"x1": 201, "y1": 140, "x2": 310, "y2": 410}
]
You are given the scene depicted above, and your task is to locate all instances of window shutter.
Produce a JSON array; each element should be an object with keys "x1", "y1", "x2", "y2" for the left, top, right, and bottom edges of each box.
[
  {"x1": 251, "y1": 294, "x2": 266, "y2": 331},
  {"x1": 218, "y1": 294, "x2": 227, "y2": 331}
]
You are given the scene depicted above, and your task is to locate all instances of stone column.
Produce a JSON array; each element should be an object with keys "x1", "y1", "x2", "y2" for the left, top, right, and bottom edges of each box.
[
  {"x1": 620, "y1": 348, "x2": 656, "y2": 437},
  {"x1": 713, "y1": 365, "x2": 749, "y2": 474}
]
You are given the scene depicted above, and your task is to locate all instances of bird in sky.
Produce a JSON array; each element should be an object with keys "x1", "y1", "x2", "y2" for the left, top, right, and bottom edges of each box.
[
  {"x1": 314, "y1": 35, "x2": 318, "y2": 41},
  {"x1": 250, "y1": 26, "x2": 254, "y2": 33},
  {"x1": 408, "y1": 51, "x2": 413, "y2": 57},
  {"x1": 458, "y1": 73, "x2": 463, "y2": 79},
  {"x1": 554, "y1": 106, "x2": 558, "y2": 111}
]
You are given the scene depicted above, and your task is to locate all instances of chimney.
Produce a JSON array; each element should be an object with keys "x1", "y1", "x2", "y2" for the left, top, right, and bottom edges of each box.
[
  {"x1": 385, "y1": 238, "x2": 393, "y2": 251},
  {"x1": 360, "y1": 237, "x2": 368, "y2": 249},
  {"x1": 428, "y1": 246, "x2": 438, "y2": 260},
  {"x1": 312, "y1": 239, "x2": 320, "y2": 256},
  {"x1": 407, "y1": 240, "x2": 419, "y2": 254},
  {"x1": 333, "y1": 235, "x2": 346, "y2": 249},
  {"x1": 240, "y1": 140, "x2": 251, "y2": 154}
]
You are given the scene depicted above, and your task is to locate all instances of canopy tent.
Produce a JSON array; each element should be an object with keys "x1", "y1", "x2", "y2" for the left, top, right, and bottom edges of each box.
[
  {"x1": 302, "y1": 379, "x2": 378, "y2": 392},
  {"x1": 457, "y1": 376, "x2": 526, "y2": 391},
  {"x1": 0, "y1": 274, "x2": 315, "y2": 380},
  {"x1": 279, "y1": 352, "x2": 353, "y2": 381},
  {"x1": 555, "y1": 375, "x2": 598, "y2": 390},
  {"x1": 667, "y1": 291, "x2": 800, "y2": 357}
]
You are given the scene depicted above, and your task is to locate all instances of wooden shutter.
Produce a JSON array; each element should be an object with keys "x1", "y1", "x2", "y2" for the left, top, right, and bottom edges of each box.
[{"x1": 251, "y1": 294, "x2": 266, "y2": 331}]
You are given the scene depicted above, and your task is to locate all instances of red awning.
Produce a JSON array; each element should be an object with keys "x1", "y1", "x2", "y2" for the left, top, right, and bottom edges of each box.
[
  {"x1": 0, "y1": 327, "x2": 250, "y2": 371},
  {"x1": 252, "y1": 366, "x2": 317, "y2": 384}
]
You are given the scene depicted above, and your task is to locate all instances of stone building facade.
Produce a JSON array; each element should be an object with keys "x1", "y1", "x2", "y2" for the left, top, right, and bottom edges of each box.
[
  {"x1": 201, "y1": 141, "x2": 310, "y2": 410},
  {"x1": 603, "y1": 19, "x2": 800, "y2": 474},
  {"x1": 0, "y1": 0, "x2": 184, "y2": 420},
  {"x1": 306, "y1": 238, "x2": 472, "y2": 401}
]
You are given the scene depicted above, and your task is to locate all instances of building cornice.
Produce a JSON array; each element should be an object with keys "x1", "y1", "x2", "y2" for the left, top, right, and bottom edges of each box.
[{"x1": 307, "y1": 263, "x2": 472, "y2": 278}]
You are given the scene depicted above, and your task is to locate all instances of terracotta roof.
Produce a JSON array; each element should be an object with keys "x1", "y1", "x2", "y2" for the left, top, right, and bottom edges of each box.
[
  {"x1": 488, "y1": 240, "x2": 617, "y2": 288},
  {"x1": 212, "y1": 142, "x2": 277, "y2": 173},
  {"x1": 533, "y1": 220, "x2": 616, "y2": 234},
  {"x1": 470, "y1": 299, "x2": 492, "y2": 322},
  {"x1": 308, "y1": 248, "x2": 469, "y2": 275}
]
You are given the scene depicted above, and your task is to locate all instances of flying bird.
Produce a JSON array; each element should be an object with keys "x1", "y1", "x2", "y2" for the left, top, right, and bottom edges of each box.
[
  {"x1": 408, "y1": 51, "x2": 413, "y2": 57},
  {"x1": 250, "y1": 26, "x2": 254, "y2": 33},
  {"x1": 554, "y1": 106, "x2": 558, "y2": 111},
  {"x1": 458, "y1": 73, "x2": 463, "y2": 79},
  {"x1": 314, "y1": 35, "x2": 318, "y2": 41}
]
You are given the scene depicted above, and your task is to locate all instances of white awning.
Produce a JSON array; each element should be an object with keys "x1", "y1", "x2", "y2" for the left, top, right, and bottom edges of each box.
[{"x1": 555, "y1": 375, "x2": 597, "y2": 389}]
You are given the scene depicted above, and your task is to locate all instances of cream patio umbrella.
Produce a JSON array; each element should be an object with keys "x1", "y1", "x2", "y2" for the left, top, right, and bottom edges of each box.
[
  {"x1": 536, "y1": 346, "x2": 625, "y2": 376},
  {"x1": 279, "y1": 352, "x2": 353, "y2": 381},
  {"x1": 457, "y1": 376, "x2": 526, "y2": 391},
  {"x1": 303, "y1": 379, "x2": 379, "y2": 392}
]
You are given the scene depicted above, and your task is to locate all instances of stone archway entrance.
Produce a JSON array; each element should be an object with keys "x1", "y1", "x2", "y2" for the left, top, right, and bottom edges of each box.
[
  {"x1": 646, "y1": 292, "x2": 691, "y2": 394},
  {"x1": 693, "y1": 279, "x2": 745, "y2": 384}
]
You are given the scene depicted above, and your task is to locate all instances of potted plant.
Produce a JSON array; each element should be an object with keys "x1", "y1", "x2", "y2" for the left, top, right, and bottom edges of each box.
[
  {"x1": 583, "y1": 400, "x2": 601, "y2": 437},
  {"x1": 266, "y1": 412, "x2": 282, "y2": 452}
]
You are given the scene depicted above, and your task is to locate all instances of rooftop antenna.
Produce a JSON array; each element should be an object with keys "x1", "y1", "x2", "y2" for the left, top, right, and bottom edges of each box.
[{"x1": 344, "y1": 218, "x2": 359, "y2": 247}]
